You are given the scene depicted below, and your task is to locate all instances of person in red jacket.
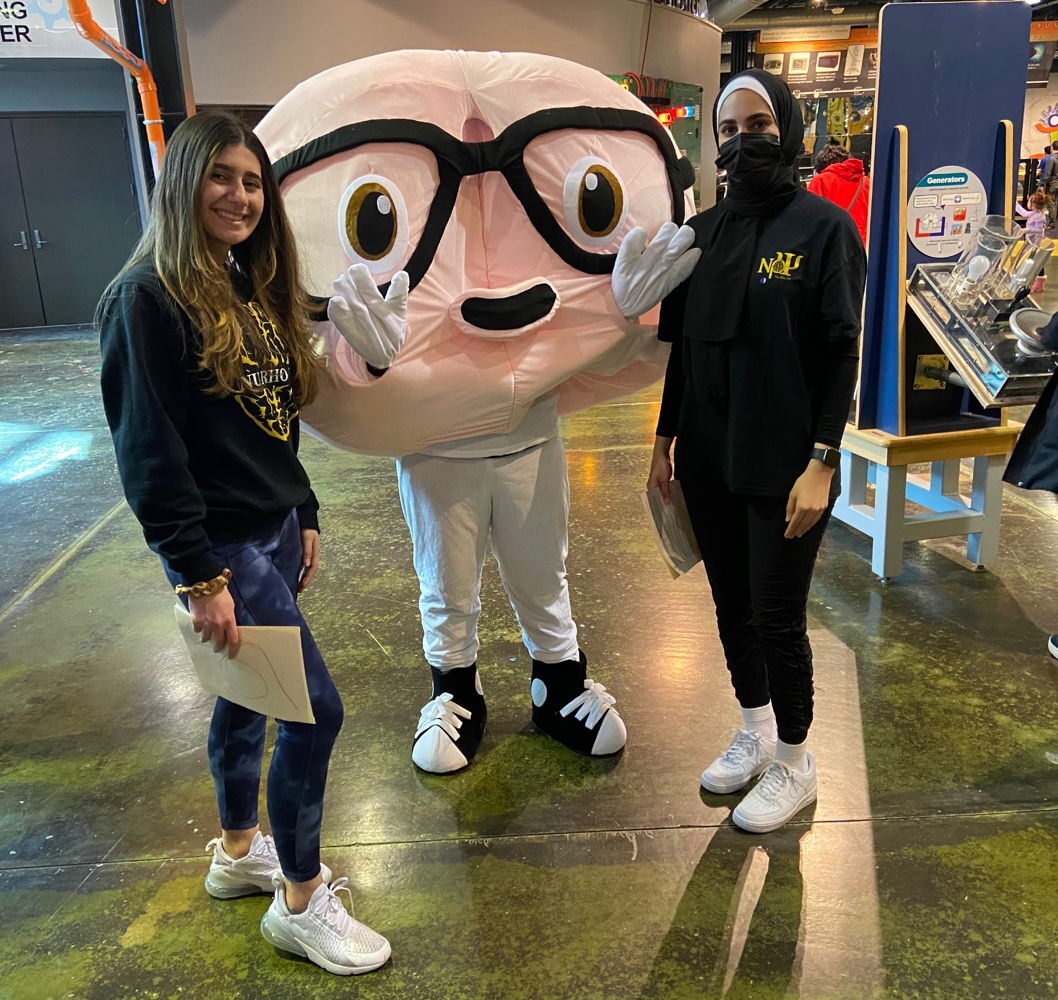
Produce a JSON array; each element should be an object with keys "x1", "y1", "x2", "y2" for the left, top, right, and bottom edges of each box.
[{"x1": 807, "y1": 144, "x2": 870, "y2": 245}]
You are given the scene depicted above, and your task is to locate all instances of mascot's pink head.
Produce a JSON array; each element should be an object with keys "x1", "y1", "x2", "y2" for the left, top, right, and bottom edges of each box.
[{"x1": 257, "y1": 50, "x2": 695, "y2": 456}]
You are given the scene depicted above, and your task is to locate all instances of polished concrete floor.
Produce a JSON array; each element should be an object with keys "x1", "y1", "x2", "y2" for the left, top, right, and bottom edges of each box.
[{"x1": 1, "y1": 326, "x2": 1057, "y2": 1000}]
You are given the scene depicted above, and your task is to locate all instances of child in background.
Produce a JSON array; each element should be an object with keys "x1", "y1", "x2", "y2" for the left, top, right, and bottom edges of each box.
[
  {"x1": 1016, "y1": 190, "x2": 1051, "y2": 294},
  {"x1": 1016, "y1": 189, "x2": 1050, "y2": 236}
]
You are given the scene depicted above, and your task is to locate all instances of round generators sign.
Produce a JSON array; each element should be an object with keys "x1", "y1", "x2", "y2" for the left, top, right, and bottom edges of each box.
[{"x1": 906, "y1": 165, "x2": 987, "y2": 259}]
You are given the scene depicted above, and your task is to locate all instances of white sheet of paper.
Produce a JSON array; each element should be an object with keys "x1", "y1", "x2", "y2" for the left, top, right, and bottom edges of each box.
[
  {"x1": 173, "y1": 605, "x2": 315, "y2": 723},
  {"x1": 641, "y1": 482, "x2": 702, "y2": 579}
]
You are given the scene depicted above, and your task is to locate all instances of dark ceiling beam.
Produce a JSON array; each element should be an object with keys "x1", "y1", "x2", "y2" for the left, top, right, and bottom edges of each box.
[
  {"x1": 722, "y1": 5, "x2": 883, "y2": 28},
  {"x1": 709, "y1": 0, "x2": 772, "y2": 29}
]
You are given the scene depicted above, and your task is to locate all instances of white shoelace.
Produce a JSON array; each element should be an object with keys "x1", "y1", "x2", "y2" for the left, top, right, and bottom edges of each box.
[
  {"x1": 253, "y1": 834, "x2": 278, "y2": 863},
  {"x1": 558, "y1": 680, "x2": 617, "y2": 729},
  {"x1": 719, "y1": 729, "x2": 763, "y2": 767},
  {"x1": 753, "y1": 761, "x2": 799, "y2": 802},
  {"x1": 205, "y1": 834, "x2": 277, "y2": 864},
  {"x1": 318, "y1": 877, "x2": 355, "y2": 934},
  {"x1": 415, "y1": 692, "x2": 473, "y2": 743}
]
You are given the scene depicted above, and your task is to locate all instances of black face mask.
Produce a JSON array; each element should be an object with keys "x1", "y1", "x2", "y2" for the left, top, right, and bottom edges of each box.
[{"x1": 716, "y1": 133, "x2": 786, "y2": 196}]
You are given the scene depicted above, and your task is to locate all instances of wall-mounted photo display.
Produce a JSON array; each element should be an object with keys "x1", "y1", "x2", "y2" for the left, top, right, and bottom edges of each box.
[
  {"x1": 788, "y1": 53, "x2": 811, "y2": 77},
  {"x1": 1028, "y1": 39, "x2": 1057, "y2": 86},
  {"x1": 763, "y1": 53, "x2": 785, "y2": 75},
  {"x1": 816, "y1": 52, "x2": 841, "y2": 73},
  {"x1": 753, "y1": 28, "x2": 879, "y2": 93},
  {"x1": 844, "y1": 44, "x2": 865, "y2": 78}
]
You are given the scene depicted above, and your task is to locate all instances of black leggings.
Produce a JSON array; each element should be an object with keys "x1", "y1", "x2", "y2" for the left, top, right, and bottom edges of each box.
[{"x1": 681, "y1": 479, "x2": 832, "y2": 746}]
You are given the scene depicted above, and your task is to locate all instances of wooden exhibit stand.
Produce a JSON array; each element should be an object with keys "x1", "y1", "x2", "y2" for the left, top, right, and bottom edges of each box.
[
  {"x1": 834, "y1": 3, "x2": 1031, "y2": 581},
  {"x1": 835, "y1": 113, "x2": 1021, "y2": 580},
  {"x1": 835, "y1": 423, "x2": 1020, "y2": 582}
]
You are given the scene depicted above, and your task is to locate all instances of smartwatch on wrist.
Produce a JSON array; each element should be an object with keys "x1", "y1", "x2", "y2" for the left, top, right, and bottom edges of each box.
[{"x1": 810, "y1": 446, "x2": 841, "y2": 470}]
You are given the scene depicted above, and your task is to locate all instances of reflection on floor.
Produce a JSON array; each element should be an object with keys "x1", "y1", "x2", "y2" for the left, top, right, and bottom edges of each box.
[{"x1": 1, "y1": 325, "x2": 1056, "y2": 1000}]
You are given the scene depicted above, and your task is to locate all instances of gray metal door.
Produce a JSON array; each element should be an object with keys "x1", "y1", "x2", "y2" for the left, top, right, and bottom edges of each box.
[
  {"x1": 12, "y1": 115, "x2": 142, "y2": 326},
  {"x1": 0, "y1": 120, "x2": 45, "y2": 329}
]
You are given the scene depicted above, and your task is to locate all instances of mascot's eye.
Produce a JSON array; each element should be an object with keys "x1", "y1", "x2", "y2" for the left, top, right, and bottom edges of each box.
[
  {"x1": 346, "y1": 183, "x2": 396, "y2": 259},
  {"x1": 578, "y1": 166, "x2": 623, "y2": 236},
  {"x1": 347, "y1": 180, "x2": 397, "y2": 257},
  {"x1": 337, "y1": 174, "x2": 410, "y2": 273},
  {"x1": 562, "y1": 157, "x2": 626, "y2": 246}
]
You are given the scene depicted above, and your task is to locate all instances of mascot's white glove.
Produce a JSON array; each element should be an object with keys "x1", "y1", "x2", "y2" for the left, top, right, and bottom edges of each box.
[
  {"x1": 611, "y1": 222, "x2": 701, "y2": 319},
  {"x1": 327, "y1": 264, "x2": 409, "y2": 371}
]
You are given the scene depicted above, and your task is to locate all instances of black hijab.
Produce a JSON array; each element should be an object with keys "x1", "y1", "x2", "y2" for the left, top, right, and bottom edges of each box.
[{"x1": 684, "y1": 70, "x2": 804, "y2": 343}]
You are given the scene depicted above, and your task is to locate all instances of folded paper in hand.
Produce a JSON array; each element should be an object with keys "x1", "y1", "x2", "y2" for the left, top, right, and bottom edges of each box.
[
  {"x1": 173, "y1": 605, "x2": 315, "y2": 723},
  {"x1": 642, "y1": 482, "x2": 702, "y2": 579}
]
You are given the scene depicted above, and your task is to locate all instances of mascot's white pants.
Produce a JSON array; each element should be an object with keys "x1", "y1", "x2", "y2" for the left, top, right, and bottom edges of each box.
[{"x1": 396, "y1": 436, "x2": 580, "y2": 671}]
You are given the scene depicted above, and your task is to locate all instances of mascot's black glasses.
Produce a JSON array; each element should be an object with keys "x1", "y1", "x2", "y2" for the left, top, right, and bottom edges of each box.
[{"x1": 272, "y1": 106, "x2": 696, "y2": 311}]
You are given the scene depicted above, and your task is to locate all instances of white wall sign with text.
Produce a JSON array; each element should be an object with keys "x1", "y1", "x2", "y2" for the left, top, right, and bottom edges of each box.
[
  {"x1": 757, "y1": 26, "x2": 852, "y2": 44},
  {"x1": 0, "y1": 1, "x2": 120, "y2": 59},
  {"x1": 906, "y1": 165, "x2": 988, "y2": 259}
]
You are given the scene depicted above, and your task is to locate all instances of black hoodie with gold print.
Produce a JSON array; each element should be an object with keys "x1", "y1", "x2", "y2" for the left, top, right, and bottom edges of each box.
[{"x1": 99, "y1": 259, "x2": 319, "y2": 585}]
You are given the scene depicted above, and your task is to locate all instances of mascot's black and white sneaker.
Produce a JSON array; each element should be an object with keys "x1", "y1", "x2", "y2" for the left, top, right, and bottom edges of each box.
[
  {"x1": 530, "y1": 651, "x2": 626, "y2": 756},
  {"x1": 411, "y1": 664, "x2": 487, "y2": 774}
]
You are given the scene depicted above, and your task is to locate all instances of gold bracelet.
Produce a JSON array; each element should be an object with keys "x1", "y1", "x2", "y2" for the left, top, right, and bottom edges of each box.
[{"x1": 174, "y1": 568, "x2": 232, "y2": 599}]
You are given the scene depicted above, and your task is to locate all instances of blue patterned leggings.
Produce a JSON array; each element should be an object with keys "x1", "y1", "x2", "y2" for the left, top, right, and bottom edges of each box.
[{"x1": 165, "y1": 511, "x2": 343, "y2": 882}]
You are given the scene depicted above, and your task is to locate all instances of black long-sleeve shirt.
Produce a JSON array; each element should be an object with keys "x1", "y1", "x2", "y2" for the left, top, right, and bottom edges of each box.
[
  {"x1": 1005, "y1": 308, "x2": 1058, "y2": 493},
  {"x1": 98, "y1": 260, "x2": 319, "y2": 585},
  {"x1": 657, "y1": 189, "x2": 866, "y2": 496}
]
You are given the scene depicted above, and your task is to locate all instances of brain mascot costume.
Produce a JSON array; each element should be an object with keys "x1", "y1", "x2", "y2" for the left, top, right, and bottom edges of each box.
[{"x1": 257, "y1": 50, "x2": 698, "y2": 773}]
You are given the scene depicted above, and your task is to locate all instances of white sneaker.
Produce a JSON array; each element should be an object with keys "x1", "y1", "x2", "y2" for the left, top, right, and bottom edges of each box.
[
  {"x1": 731, "y1": 755, "x2": 818, "y2": 834},
  {"x1": 700, "y1": 729, "x2": 776, "y2": 794},
  {"x1": 204, "y1": 832, "x2": 332, "y2": 899},
  {"x1": 260, "y1": 875, "x2": 391, "y2": 975}
]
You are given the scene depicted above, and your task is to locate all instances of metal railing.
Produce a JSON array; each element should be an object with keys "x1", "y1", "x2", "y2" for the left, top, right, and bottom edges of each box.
[{"x1": 652, "y1": 0, "x2": 710, "y2": 18}]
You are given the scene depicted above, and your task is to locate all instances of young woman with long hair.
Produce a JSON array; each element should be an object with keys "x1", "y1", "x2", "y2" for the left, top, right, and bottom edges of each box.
[
  {"x1": 648, "y1": 71, "x2": 867, "y2": 833},
  {"x1": 97, "y1": 112, "x2": 390, "y2": 975}
]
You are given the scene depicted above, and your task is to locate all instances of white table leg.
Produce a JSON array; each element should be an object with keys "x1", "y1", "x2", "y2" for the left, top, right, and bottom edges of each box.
[
  {"x1": 872, "y1": 463, "x2": 908, "y2": 581},
  {"x1": 966, "y1": 453, "x2": 1006, "y2": 569},
  {"x1": 930, "y1": 459, "x2": 961, "y2": 497},
  {"x1": 845, "y1": 452, "x2": 869, "y2": 506}
]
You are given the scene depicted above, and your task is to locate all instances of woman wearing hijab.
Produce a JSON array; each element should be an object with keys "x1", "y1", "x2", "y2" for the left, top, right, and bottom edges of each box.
[{"x1": 648, "y1": 71, "x2": 866, "y2": 833}]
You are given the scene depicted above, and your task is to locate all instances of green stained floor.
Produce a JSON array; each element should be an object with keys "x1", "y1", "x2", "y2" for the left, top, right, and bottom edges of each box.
[{"x1": 1, "y1": 329, "x2": 1057, "y2": 999}]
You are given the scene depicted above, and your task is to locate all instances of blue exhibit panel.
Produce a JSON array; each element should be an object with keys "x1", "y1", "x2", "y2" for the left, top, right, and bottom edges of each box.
[{"x1": 859, "y1": 1, "x2": 1030, "y2": 434}]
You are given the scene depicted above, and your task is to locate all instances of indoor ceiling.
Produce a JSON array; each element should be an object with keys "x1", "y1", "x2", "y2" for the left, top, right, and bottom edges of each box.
[
  {"x1": 753, "y1": 0, "x2": 878, "y2": 8},
  {"x1": 747, "y1": 0, "x2": 1053, "y2": 18}
]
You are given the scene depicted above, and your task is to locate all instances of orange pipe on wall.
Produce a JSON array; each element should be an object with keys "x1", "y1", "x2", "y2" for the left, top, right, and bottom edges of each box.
[{"x1": 66, "y1": 0, "x2": 169, "y2": 177}]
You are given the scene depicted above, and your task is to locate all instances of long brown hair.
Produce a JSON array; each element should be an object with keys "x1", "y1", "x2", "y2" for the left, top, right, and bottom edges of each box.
[{"x1": 107, "y1": 111, "x2": 320, "y2": 405}]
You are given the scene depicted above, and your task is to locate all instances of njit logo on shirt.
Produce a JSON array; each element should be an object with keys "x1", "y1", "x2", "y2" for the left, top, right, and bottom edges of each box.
[{"x1": 758, "y1": 251, "x2": 804, "y2": 282}]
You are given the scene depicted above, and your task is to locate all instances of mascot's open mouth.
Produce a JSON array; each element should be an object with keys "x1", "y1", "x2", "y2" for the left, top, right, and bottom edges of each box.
[
  {"x1": 453, "y1": 282, "x2": 560, "y2": 340},
  {"x1": 462, "y1": 283, "x2": 556, "y2": 330}
]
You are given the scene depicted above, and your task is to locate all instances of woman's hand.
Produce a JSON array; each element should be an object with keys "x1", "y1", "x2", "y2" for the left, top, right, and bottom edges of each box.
[
  {"x1": 648, "y1": 436, "x2": 675, "y2": 503},
  {"x1": 189, "y1": 588, "x2": 240, "y2": 656},
  {"x1": 785, "y1": 460, "x2": 834, "y2": 539},
  {"x1": 299, "y1": 529, "x2": 320, "y2": 593}
]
